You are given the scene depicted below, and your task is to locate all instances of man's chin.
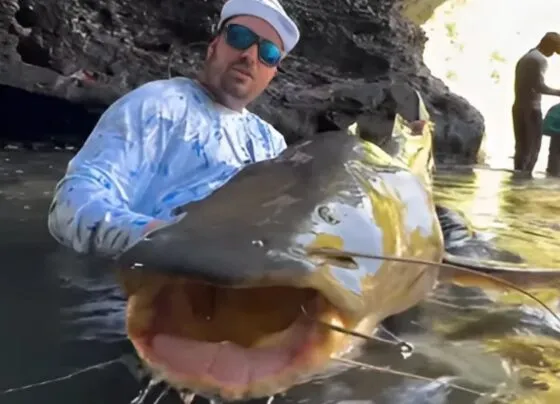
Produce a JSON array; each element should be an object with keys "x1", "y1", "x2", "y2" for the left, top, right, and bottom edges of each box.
[{"x1": 219, "y1": 84, "x2": 253, "y2": 108}]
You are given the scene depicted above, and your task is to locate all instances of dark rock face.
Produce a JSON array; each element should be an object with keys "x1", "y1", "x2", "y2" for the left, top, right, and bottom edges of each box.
[{"x1": 0, "y1": 0, "x2": 485, "y2": 163}]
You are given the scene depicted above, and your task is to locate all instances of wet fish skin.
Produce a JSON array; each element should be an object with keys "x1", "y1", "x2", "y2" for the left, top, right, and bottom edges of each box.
[{"x1": 116, "y1": 88, "x2": 446, "y2": 400}]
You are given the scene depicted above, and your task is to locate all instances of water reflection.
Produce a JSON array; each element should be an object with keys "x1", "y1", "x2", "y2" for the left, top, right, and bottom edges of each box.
[
  {"x1": 433, "y1": 166, "x2": 560, "y2": 269},
  {"x1": 1, "y1": 152, "x2": 560, "y2": 404}
]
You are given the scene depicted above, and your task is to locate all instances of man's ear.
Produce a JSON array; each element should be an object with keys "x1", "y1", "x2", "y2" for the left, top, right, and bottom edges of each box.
[
  {"x1": 274, "y1": 61, "x2": 284, "y2": 76},
  {"x1": 206, "y1": 38, "x2": 218, "y2": 61}
]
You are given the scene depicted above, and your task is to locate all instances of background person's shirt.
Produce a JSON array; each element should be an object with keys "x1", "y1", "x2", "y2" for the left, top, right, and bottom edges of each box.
[
  {"x1": 48, "y1": 77, "x2": 287, "y2": 257},
  {"x1": 514, "y1": 48, "x2": 551, "y2": 109}
]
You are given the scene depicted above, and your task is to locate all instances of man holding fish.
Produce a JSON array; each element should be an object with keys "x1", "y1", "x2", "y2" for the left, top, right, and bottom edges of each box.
[{"x1": 46, "y1": 2, "x2": 446, "y2": 401}]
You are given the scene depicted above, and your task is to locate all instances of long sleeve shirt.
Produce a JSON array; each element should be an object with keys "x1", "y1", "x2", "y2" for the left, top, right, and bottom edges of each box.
[{"x1": 48, "y1": 77, "x2": 287, "y2": 258}]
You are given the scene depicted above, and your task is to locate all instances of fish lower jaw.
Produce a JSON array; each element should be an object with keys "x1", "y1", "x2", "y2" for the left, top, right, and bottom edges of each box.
[{"x1": 131, "y1": 314, "x2": 342, "y2": 401}]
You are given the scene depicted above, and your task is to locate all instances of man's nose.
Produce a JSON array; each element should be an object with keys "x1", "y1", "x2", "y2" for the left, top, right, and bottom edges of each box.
[{"x1": 239, "y1": 43, "x2": 258, "y2": 64}]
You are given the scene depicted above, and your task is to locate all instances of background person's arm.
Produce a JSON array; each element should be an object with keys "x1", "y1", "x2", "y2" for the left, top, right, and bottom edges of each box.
[
  {"x1": 534, "y1": 59, "x2": 560, "y2": 96},
  {"x1": 48, "y1": 81, "x2": 176, "y2": 257}
]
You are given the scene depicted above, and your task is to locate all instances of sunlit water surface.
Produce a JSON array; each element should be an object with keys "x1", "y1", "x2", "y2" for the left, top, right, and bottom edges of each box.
[{"x1": 1, "y1": 151, "x2": 560, "y2": 404}]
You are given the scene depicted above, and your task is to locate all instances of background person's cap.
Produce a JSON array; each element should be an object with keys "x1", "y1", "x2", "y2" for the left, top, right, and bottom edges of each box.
[{"x1": 218, "y1": 0, "x2": 301, "y2": 55}]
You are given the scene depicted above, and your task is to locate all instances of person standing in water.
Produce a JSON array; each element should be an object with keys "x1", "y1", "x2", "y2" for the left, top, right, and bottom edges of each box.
[{"x1": 512, "y1": 32, "x2": 560, "y2": 174}]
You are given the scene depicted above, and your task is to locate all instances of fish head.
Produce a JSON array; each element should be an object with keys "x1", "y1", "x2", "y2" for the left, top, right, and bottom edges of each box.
[{"x1": 116, "y1": 126, "x2": 444, "y2": 401}]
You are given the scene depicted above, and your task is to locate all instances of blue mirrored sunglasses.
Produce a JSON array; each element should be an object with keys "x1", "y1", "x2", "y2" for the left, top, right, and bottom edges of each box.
[{"x1": 223, "y1": 23, "x2": 283, "y2": 67}]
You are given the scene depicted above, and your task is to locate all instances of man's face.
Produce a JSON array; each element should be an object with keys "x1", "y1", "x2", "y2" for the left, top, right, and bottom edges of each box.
[{"x1": 202, "y1": 15, "x2": 284, "y2": 110}]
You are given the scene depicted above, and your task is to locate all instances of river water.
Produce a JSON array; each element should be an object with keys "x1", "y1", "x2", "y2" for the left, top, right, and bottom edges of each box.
[{"x1": 1, "y1": 151, "x2": 560, "y2": 404}]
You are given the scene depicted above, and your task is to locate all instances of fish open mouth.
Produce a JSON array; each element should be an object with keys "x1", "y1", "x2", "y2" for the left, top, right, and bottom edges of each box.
[{"x1": 119, "y1": 271, "x2": 351, "y2": 401}]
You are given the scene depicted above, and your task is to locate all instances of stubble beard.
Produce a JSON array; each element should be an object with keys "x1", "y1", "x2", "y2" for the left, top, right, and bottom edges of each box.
[
  {"x1": 203, "y1": 56, "x2": 252, "y2": 110},
  {"x1": 221, "y1": 71, "x2": 251, "y2": 100}
]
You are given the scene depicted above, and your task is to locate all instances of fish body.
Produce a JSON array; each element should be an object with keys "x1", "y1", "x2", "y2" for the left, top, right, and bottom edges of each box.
[{"x1": 116, "y1": 88, "x2": 445, "y2": 401}]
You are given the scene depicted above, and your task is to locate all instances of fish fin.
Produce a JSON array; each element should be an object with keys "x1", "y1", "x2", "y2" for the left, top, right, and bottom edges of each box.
[
  {"x1": 389, "y1": 89, "x2": 435, "y2": 182},
  {"x1": 346, "y1": 88, "x2": 435, "y2": 183}
]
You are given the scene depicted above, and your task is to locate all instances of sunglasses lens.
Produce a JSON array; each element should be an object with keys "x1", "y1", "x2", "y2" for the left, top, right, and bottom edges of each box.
[
  {"x1": 259, "y1": 41, "x2": 282, "y2": 66},
  {"x1": 225, "y1": 24, "x2": 256, "y2": 50}
]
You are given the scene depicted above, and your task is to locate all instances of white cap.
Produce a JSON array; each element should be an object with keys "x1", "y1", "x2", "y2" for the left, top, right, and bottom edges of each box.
[{"x1": 218, "y1": 0, "x2": 300, "y2": 54}]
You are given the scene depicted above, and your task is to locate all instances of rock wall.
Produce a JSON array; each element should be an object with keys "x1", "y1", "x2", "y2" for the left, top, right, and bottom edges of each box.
[{"x1": 0, "y1": 0, "x2": 485, "y2": 163}]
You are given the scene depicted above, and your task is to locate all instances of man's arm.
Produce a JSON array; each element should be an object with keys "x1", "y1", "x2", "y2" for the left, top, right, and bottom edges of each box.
[
  {"x1": 263, "y1": 120, "x2": 287, "y2": 157},
  {"x1": 534, "y1": 59, "x2": 560, "y2": 96},
  {"x1": 271, "y1": 128, "x2": 287, "y2": 156},
  {"x1": 48, "y1": 81, "x2": 177, "y2": 257}
]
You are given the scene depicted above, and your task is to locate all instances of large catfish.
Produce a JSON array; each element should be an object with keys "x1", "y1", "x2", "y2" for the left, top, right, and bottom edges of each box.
[{"x1": 116, "y1": 88, "x2": 444, "y2": 401}]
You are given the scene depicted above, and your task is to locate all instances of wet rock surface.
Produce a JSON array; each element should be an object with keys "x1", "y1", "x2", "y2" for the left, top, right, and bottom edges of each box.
[{"x1": 0, "y1": 0, "x2": 484, "y2": 163}]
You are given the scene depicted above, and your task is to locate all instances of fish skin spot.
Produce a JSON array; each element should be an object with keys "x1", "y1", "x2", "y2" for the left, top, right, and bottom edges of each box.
[
  {"x1": 262, "y1": 194, "x2": 299, "y2": 208},
  {"x1": 290, "y1": 150, "x2": 313, "y2": 165},
  {"x1": 318, "y1": 205, "x2": 341, "y2": 225}
]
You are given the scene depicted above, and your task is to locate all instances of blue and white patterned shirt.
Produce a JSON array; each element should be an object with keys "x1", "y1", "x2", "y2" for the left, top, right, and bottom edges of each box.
[{"x1": 48, "y1": 77, "x2": 287, "y2": 257}]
